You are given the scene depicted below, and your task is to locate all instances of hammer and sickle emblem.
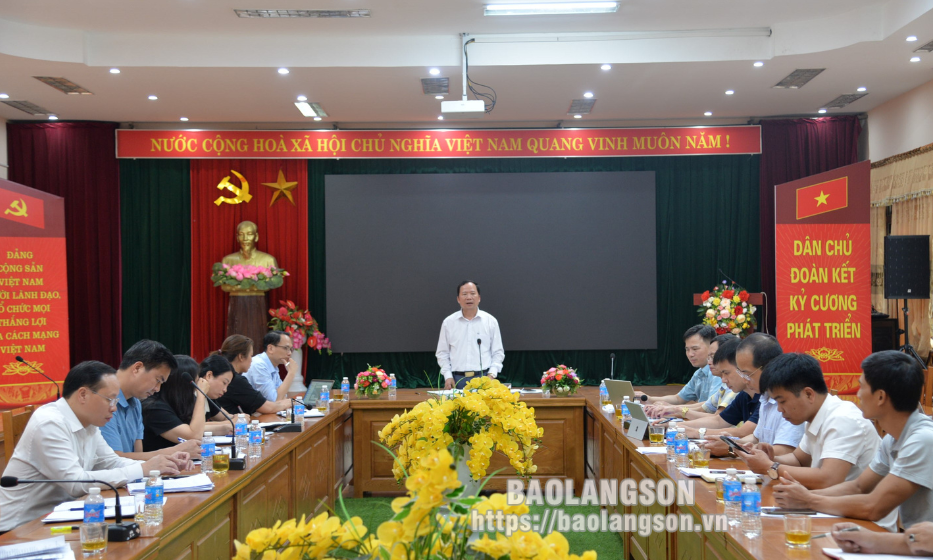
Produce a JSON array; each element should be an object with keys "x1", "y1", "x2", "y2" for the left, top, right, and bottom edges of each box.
[
  {"x1": 4, "y1": 199, "x2": 27, "y2": 217},
  {"x1": 213, "y1": 170, "x2": 252, "y2": 206}
]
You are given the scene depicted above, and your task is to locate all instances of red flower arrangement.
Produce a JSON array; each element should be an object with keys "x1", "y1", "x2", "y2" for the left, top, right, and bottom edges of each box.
[
  {"x1": 541, "y1": 365, "x2": 581, "y2": 395},
  {"x1": 267, "y1": 300, "x2": 332, "y2": 353},
  {"x1": 356, "y1": 365, "x2": 389, "y2": 398},
  {"x1": 696, "y1": 281, "x2": 757, "y2": 337}
]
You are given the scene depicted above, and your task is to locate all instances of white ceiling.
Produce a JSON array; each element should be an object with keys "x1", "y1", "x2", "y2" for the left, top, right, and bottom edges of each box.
[{"x1": 1, "y1": 0, "x2": 932, "y2": 127}]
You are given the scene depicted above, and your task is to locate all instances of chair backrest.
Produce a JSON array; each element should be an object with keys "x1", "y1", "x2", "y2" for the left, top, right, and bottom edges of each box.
[{"x1": 2, "y1": 405, "x2": 35, "y2": 462}]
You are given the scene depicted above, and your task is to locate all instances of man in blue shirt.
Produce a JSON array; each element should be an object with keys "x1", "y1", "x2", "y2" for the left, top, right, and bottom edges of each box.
[
  {"x1": 641, "y1": 325, "x2": 720, "y2": 417},
  {"x1": 245, "y1": 331, "x2": 299, "y2": 402},
  {"x1": 100, "y1": 340, "x2": 197, "y2": 467},
  {"x1": 681, "y1": 338, "x2": 760, "y2": 439}
]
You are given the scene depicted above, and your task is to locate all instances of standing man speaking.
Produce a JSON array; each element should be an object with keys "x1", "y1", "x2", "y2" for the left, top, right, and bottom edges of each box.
[{"x1": 437, "y1": 281, "x2": 505, "y2": 390}]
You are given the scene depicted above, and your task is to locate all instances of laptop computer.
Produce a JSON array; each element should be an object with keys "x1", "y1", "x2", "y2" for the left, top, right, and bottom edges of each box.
[
  {"x1": 303, "y1": 379, "x2": 335, "y2": 403},
  {"x1": 604, "y1": 379, "x2": 636, "y2": 406}
]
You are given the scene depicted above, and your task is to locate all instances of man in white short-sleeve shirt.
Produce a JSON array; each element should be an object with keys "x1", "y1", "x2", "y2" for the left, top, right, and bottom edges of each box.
[
  {"x1": 437, "y1": 281, "x2": 504, "y2": 390},
  {"x1": 738, "y1": 353, "x2": 895, "y2": 530},
  {"x1": 773, "y1": 351, "x2": 933, "y2": 531},
  {"x1": 0, "y1": 361, "x2": 180, "y2": 532}
]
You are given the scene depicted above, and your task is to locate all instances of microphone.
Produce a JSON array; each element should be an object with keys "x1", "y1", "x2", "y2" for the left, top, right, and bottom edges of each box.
[
  {"x1": 182, "y1": 373, "x2": 245, "y2": 470},
  {"x1": 609, "y1": 353, "x2": 616, "y2": 381},
  {"x1": 639, "y1": 394, "x2": 648, "y2": 402},
  {"x1": 273, "y1": 398, "x2": 303, "y2": 433},
  {"x1": 16, "y1": 356, "x2": 60, "y2": 400},
  {"x1": 0, "y1": 476, "x2": 139, "y2": 541},
  {"x1": 477, "y1": 338, "x2": 484, "y2": 374}
]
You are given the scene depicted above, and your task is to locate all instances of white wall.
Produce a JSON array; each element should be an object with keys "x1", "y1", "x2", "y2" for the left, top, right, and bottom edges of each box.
[
  {"x1": 0, "y1": 117, "x2": 7, "y2": 180},
  {"x1": 868, "y1": 77, "x2": 933, "y2": 161}
]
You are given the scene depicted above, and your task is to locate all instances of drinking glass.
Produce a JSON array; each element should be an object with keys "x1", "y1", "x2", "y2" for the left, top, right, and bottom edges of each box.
[
  {"x1": 784, "y1": 514, "x2": 811, "y2": 547},
  {"x1": 80, "y1": 523, "x2": 108, "y2": 556},
  {"x1": 213, "y1": 448, "x2": 230, "y2": 473},
  {"x1": 648, "y1": 425, "x2": 665, "y2": 446}
]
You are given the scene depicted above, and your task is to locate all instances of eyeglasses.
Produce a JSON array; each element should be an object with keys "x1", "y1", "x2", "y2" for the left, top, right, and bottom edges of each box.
[
  {"x1": 736, "y1": 366, "x2": 762, "y2": 381},
  {"x1": 88, "y1": 388, "x2": 119, "y2": 408},
  {"x1": 274, "y1": 345, "x2": 294, "y2": 353}
]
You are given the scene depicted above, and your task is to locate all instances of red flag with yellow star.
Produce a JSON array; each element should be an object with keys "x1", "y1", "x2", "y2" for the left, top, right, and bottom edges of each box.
[{"x1": 796, "y1": 177, "x2": 848, "y2": 220}]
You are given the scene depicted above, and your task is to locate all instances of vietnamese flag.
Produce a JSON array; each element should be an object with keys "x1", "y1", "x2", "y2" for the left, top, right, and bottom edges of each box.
[
  {"x1": 796, "y1": 176, "x2": 848, "y2": 220},
  {"x1": 0, "y1": 186, "x2": 45, "y2": 229}
]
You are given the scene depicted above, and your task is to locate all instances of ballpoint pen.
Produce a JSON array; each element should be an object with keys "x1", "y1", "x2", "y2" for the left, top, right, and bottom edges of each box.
[{"x1": 812, "y1": 526, "x2": 860, "y2": 539}]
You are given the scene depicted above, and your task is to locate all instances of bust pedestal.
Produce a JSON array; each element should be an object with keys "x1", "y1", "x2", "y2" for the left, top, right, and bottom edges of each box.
[{"x1": 226, "y1": 291, "x2": 268, "y2": 354}]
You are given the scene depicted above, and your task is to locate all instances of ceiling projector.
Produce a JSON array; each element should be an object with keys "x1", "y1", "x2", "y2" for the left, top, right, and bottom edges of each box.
[{"x1": 441, "y1": 99, "x2": 486, "y2": 119}]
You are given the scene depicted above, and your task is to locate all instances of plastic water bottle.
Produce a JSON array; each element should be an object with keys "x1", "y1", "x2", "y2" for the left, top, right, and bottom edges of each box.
[
  {"x1": 318, "y1": 387, "x2": 330, "y2": 413},
  {"x1": 83, "y1": 486, "x2": 105, "y2": 524},
  {"x1": 341, "y1": 377, "x2": 350, "y2": 402},
  {"x1": 621, "y1": 396, "x2": 632, "y2": 429},
  {"x1": 235, "y1": 414, "x2": 248, "y2": 450},
  {"x1": 248, "y1": 420, "x2": 262, "y2": 458},
  {"x1": 674, "y1": 427, "x2": 689, "y2": 468},
  {"x1": 599, "y1": 380, "x2": 610, "y2": 407},
  {"x1": 293, "y1": 397, "x2": 305, "y2": 418},
  {"x1": 741, "y1": 476, "x2": 762, "y2": 537},
  {"x1": 200, "y1": 432, "x2": 215, "y2": 473},
  {"x1": 144, "y1": 470, "x2": 163, "y2": 525},
  {"x1": 665, "y1": 426, "x2": 678, "y2": 463},
  {"x1": 388, "y1": 374, "x2": 397, "y2": 399},
  {"x1": 723, "y1": 468, "x2": 742, "y2": 526}
]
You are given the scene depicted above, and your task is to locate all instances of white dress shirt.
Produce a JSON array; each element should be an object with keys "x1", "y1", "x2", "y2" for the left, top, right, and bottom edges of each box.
[
  {"x1": 0, "y1": 399, "x2": 144, "y2": 531},
  {"x1": 436, "y1": 309, "x2": 504, "y2": 380}
]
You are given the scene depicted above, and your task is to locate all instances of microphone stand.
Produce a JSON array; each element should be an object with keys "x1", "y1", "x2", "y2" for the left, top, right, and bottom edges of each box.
[
  {"x1": 610, "y1": 353, "x2": 615, "y2": 381},
  {"x1": 16, "y1": 356, "x2": 60, "y2": 400},
  {"x1": 274, "y1": 398, "x2": 303, "y2": 433},
  {"x1": 186, "y1": 377, "x2": 245, "y2": 470},
  {"x1": 0, "y1": 476, "x2": 139, "y2": 541}
]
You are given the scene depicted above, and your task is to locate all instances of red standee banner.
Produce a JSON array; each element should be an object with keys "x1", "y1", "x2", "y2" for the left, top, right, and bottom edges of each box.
[
  {"x1": 116, "y1": 126, "x2": 761, "y2": 159},
  {"x1": 774, "y1": 161, "x2": 871, "y2": 395},
  {"x1": 0, "y1": 178, "x2": 70, "y2": 406}
]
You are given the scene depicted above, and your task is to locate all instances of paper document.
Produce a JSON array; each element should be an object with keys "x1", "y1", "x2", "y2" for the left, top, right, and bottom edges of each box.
[
  {"x1": 276, "y1": 409, "x2": 325, "y2": 418},
  {"x1": 822, "y1": 548, "x2": 915, "y2": 560},
  {"x1": 0, "y1": 537, "x2": 69, "y2": 560},
  {"x1": 635, "y1": 447, "x2": 669, "y2": 455},
  {"x1": 43, "y1": 497, "x2": 166, "y2": 523},
  {"x1": 128, "y1": 473, "x2": 214, "y2": 494}
]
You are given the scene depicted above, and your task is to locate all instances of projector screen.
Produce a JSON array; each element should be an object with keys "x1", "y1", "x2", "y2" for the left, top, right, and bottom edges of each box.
[{"x1": 324, "y1": 172, "x2": 656, "y2": 352}]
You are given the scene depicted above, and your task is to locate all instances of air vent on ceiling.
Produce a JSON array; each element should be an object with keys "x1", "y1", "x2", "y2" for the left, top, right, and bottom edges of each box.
[
  {"x1": 822, "y1": 93, "x2": 868, "y2": 109},
  {"x1": 235, "y1": 9, "x2": 371, "y2": 18},
  {"x1": 772, "y1": 69, "x2": 825, "y2": 89},
  {"x1": 421, "y1": 78, "x2": 449, "y2": 95},
  {"x1": 1, "y1": 100, "x2": 53, "y2": 115},
  {"x1": 34, "y1": 76, "x2": 93, "y2": 95},
  {"x1": 914, "y1": 38, "x2": 933, "y2": 53},
  {"x1": 568, "y1": 99, "x2": 596, "y2": 114}
]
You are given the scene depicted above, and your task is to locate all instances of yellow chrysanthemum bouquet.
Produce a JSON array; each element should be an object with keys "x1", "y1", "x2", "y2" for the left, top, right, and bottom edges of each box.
[
  {"x1": 233, "y1": 448, "x2": 597, "y2": 560},
  {"x1": 378, "y1": 377, "x2": 543, "y2": 483}
]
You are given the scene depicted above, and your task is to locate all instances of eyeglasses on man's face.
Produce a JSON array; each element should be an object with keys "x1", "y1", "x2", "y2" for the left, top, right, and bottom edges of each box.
[
  {"x1": 88, "y1": 388, "x2": 119, "y2": 408},
  {"x1": 274, "y1": 345, "x2": 294, "y2": 353}
]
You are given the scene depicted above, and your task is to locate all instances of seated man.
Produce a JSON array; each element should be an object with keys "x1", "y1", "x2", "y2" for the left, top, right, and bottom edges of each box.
[
  {"x1": 0, "y1": 361, "x2": 180, "y2": 532},
  {"x1": 213, "y1": 335, "x2": 292, "y2": 415},
  {"x1": 245, "y1": 331, "x2": 299, "y2": 402},
  {"x1": 651, "y1": 334, "x2": 737, "y2": 419},
  {"x1": 100, "y1": 339, "x2": 198, "y2": 466},
  {"x1": 703, "y1": 333, "x2": 803, "y2": 457},
  {"x1": 679, "y1": 338, "x2": 760, "y2": 439},
  {"x1": 770, "y1": 351, "x2": 930, "y2": 531},
  {"x1": 641, "y1": 325, "x2": 720, "y2": 415}
]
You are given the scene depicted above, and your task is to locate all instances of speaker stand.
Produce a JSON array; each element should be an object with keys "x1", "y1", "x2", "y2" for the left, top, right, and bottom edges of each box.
[{"x1": 897, "y1": 299, "x2": 928, "y2": 370}]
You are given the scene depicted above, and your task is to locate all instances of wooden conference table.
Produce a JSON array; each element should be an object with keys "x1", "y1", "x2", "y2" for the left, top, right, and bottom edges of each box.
[{"x1": 0, "y1": 387, "x2": 882, "y2": 560}]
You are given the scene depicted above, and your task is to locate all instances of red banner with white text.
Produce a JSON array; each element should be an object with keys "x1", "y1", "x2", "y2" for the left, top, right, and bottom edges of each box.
[
  {"x1": 117, "y1": 126, "x2": 761, "y2": 159},
  {"x1": 774, "y1": 161, "x2": 871, "y2": 395}
]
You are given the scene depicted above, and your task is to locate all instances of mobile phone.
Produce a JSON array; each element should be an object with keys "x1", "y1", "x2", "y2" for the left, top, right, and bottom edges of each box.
[
  {"x1": 761, "y1": 507, "x2": 818, "y2": 515},
  {"x1": 719, "y1": 435, "x2": 750, "y2": 454}
]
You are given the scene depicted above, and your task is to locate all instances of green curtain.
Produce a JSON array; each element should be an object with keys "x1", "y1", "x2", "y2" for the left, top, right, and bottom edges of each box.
[
  {"x1": 307, "y1": 155, "x2": 761, "y2": 387},
  {"x1": 120, "y1": 159, "x2": 191, "y2": 354}
]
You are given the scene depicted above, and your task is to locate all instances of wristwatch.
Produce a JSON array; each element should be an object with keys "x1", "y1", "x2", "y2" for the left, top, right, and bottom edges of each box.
[
  {"x1": 767, "y1": 461, "x2": 781, "y2": 480},
  {"x1": 681, "y1": 406, "x2": 689, "y2": 419}
]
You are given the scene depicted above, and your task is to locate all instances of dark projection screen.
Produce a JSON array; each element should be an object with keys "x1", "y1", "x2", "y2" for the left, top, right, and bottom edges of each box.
[{"x1": 325, "y1": 172, "x2": 656, "y2": 352}]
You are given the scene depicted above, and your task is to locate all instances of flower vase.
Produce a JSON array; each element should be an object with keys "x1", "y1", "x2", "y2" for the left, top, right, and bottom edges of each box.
[
  {"x1": 452, "y1": 443, "x2": 481, "y2": 499},
  {"x1": 287, "y1": 347, "x2": 307, "y2": 394},
  {"x1": 365, "y1": 391, "x2": 384, "y2": 400}
]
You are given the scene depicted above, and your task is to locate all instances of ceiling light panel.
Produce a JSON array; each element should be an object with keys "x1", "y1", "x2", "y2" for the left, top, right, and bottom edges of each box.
[
  {"x1": 567, "y1": 98, "x2": 596, "y2": 114},
  {"x1": 295, "y1": 102, "x2": 328, "y2": 118},
  {"x1": 822, "y1": 93, "x2": 868, "y2": 109},
  {"x1": 421, "y1": 78, "x2": 449, "y2": 95},
  {"x1": 914, "y1": 39, "x2": 933, "y2": 53},
  {"x1": 235, "y1": 9, "x2": 371, "y2": 18},
  {"x1": 772, "y1": 69, "x2": 825, "y2": 89},
  {"x1": 33, "y1": 76, "x2": 93, "y2": 95},
  {"x1": 485, "y1": 2, "x2": 619, "y2": 16},
  {"x1": 1, "y1": 100, "x2": 53, "y2": 115}
]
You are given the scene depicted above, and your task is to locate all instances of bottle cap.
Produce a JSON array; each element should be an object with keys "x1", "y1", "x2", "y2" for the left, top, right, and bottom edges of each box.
[
  {"x1": 251, "y1": 420, "x2": 259, "y2": 425},
  {"x1": 88, "y1": 487, "x2": 101, "y2": 495},
  {"x1": 744, "y1": 477, "x2": 757, "y2": 484},
  {"x1": 726, "y1": 468, "x2": 737, "y2": 475},
  {"x1": 204, "y1": 432, "x2": 212, "y2": 437},
  {"x1": 149, "y1": 470, "x2": 160, "y2": 477},
  {"x1": 677, "y1": 427, "x2": 685, "y2": 432}
]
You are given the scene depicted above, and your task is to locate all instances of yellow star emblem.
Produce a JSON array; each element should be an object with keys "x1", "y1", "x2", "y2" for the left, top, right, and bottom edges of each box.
[
  {"x1": 262, "y1": 170, "x2": 298, "y2": 207},
  {"x1": 814, "y1": 190, "x2": 830, "y2": 206}
]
